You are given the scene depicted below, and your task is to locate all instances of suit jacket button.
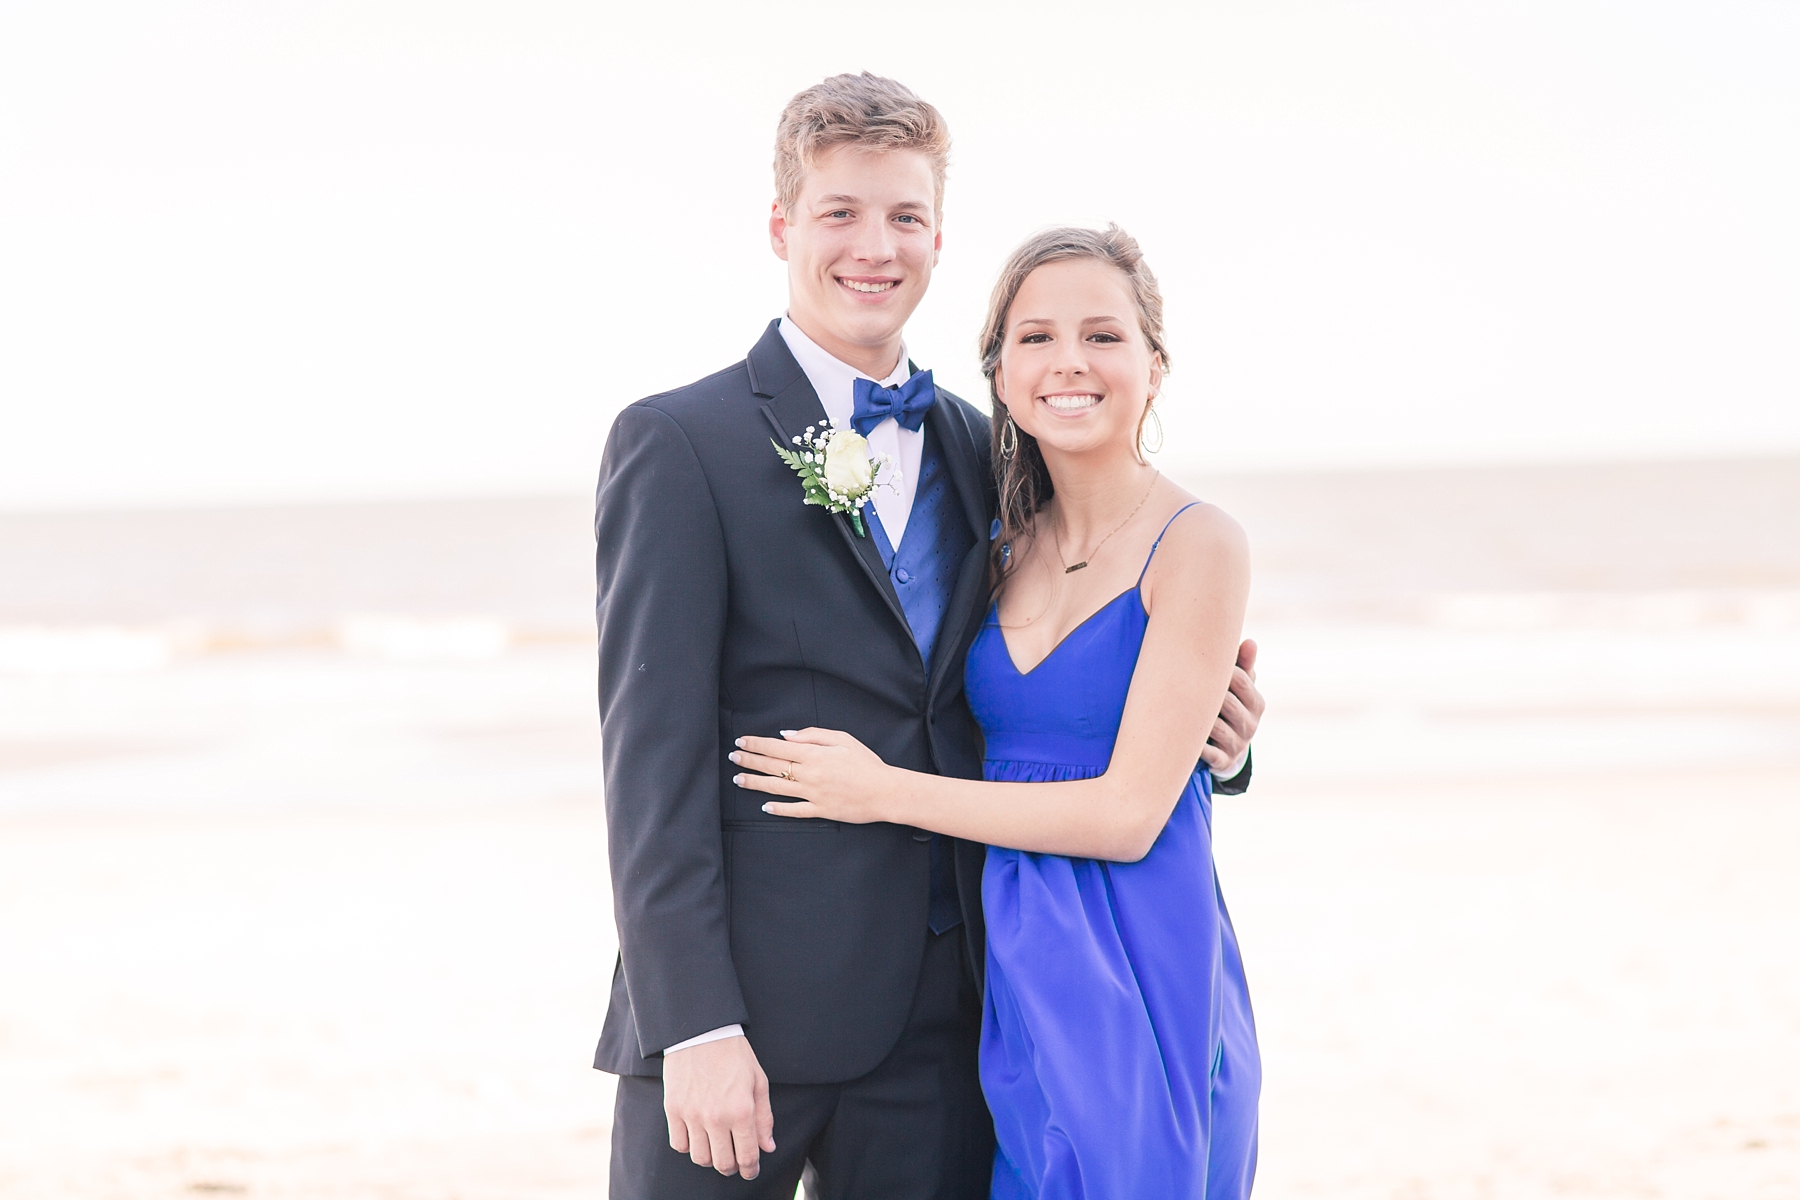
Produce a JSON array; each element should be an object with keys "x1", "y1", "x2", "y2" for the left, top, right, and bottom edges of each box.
[
  {"x1": 911, "y1": 831, "x2": 931, "y2": 842},
  {"x1": 895, "y1": 567, "x2": 912, "y2": 584}
]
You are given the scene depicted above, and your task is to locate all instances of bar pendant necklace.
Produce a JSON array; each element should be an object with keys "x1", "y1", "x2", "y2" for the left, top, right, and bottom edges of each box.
[{"x1": 1053, "y1": 472, "x2": 1159, "y2": 574}]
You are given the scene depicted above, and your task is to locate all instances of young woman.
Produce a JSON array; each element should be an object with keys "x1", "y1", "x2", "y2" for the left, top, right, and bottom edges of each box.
[{"x1": 732, "y1": 226, "x2": 1260, "y2": 1199}]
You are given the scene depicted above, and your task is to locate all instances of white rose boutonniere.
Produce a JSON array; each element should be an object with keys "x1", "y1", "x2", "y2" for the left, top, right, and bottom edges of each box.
[{"x1": 771, "y1": 420, "x2": 896, "y2": 537}]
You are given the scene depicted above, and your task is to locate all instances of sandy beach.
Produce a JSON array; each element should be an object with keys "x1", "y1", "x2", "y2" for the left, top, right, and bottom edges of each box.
[{"x1": 3, "y1": 457, "x2": 1798, "y2": 1197}]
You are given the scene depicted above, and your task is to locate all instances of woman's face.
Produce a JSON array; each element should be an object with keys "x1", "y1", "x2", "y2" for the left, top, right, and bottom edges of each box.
[{"x1": 994, "y1": 257, "x2": 1161, "y2": 462}]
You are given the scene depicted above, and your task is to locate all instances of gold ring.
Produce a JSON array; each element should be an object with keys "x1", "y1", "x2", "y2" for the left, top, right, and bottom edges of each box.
[{"x1": 781, "y1": 765, "x2": 795, "y2": 781}]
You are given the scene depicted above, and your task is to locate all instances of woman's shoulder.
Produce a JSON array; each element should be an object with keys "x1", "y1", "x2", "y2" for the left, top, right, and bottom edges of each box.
[{"x1": 1143, "y1": 488, "x2": 1249, "y2": 585}]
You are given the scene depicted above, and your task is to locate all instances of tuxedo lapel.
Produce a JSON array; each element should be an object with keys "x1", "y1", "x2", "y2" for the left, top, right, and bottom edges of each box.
[
  {"x1": 928, "y1": 395, "x2": 989, "y2": 546},
  {"x1": 751, "y1": 323, "x2": 911, "y2": 642},
  {"x1": 924, "y1": 398, "x2": 995, "y2": 701}
]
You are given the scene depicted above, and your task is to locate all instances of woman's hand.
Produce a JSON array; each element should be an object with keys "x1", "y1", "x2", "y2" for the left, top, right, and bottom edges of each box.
[{"x1": 730, "y1": 729, "x2": 896, "y2": 824}]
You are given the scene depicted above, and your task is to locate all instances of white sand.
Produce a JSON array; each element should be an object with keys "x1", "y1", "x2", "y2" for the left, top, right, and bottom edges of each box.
[
  {"x1": 3, "y1": 639, "x2": 1797, "y2": 1197},
  {"x1": 0, "y1": 805, "x2": 614, "y2": 1197},
  {"x1": 1225, "y1": 767, "x2": 1800, "y2": 1198}
]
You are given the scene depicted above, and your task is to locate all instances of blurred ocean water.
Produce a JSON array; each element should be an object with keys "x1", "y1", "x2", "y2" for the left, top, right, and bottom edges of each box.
[{"x1": 2, "y1": 456, "x2": 1796, "y2": 808}]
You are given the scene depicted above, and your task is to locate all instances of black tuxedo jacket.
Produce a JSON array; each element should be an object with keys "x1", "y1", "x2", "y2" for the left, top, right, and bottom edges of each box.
[{"x1": 593, "y1": 321, "x2": 999, "y2": 1084}]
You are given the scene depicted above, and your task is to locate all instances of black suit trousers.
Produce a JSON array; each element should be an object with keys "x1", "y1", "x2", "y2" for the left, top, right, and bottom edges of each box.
[{"x1": 609, "y1": 929, "x2": 994, "y2": 1200}]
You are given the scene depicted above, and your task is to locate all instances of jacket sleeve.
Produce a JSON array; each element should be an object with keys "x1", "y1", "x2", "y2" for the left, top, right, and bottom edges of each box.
[
  {"x1": 595, "y1": 404, "x2": 748, "y2": 1055},
  {"x1": 1212, "y1": 748, "x2": 1253, "y2": 796}
]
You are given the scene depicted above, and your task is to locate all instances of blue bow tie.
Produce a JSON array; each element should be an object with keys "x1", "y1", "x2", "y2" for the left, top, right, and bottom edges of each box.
[{"x1": 851, "y1": 369, "x2": 936, "y2": 436}]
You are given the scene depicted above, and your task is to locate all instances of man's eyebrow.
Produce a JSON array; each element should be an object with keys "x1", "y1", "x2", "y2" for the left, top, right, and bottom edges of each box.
[{"x1": 811, "y1": 195, "x2": 931, "y2": 212}]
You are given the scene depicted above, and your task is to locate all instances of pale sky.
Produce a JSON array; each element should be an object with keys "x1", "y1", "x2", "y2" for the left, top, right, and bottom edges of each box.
[{"x1": 2, "y1": 0, "x2": 1795, "y2": 509}]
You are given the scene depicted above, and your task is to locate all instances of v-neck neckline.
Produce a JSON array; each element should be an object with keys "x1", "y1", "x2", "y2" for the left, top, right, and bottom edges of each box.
[{"x1": 994, "y1": 587, "x2": 1142, "y2": 677}]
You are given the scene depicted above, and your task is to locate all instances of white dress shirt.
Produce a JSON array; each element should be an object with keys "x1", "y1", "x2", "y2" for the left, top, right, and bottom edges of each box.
[
  {"x1": 663, "y1": 320, "x2": 929, "y2": 1058},
  {"x1": 778, "y1": 316, "x2": 925, "y2": 547}
]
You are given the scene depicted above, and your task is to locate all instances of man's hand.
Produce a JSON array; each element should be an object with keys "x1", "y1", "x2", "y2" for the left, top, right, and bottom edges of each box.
[
  {"x1": 663, "y1": 1035, "x2": 776, "y2": 1179},
  {"x1": 1200, "y1": 639, "x2": 1264, "y2": 775}
]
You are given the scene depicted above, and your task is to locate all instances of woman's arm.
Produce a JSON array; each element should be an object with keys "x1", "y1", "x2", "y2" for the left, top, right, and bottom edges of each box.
[{"x1": 732, "y1": 505, "x2": 1251, "y2": 862}]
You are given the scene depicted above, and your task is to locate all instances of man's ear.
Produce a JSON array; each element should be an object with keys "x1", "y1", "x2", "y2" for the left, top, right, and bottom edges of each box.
[
  {"x1": 769, "y1": 200, "x2": 790, "y2": 262},
  {"x1": 932, "y1": 220, "x2": 943, "y2": 268}
]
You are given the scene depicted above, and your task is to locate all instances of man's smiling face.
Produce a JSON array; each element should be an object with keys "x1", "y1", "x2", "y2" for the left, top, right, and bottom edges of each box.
[{"x1": 770, "y1": 144, "x2": 941, "y2": 377}]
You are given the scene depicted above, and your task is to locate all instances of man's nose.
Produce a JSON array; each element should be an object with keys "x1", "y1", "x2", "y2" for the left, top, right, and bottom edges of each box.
[{"x1": 850, "y1": 215, "x2": 897, "y2": 264}]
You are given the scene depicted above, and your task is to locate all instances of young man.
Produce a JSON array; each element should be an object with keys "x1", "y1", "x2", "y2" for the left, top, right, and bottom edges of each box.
[{"x1": 593, "y1": 73, "x2": 1263, "y2": 1199}]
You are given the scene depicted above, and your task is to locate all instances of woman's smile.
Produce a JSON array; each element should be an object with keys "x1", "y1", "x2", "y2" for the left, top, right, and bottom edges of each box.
[{"x1": 1041, "y1": 391, "x2": 1102, "y2": 413}]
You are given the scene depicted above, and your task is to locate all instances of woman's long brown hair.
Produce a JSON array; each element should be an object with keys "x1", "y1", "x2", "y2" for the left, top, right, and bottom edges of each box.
[{"x1": 978, "y1": 224, "x2": 1171, "y2": 594}]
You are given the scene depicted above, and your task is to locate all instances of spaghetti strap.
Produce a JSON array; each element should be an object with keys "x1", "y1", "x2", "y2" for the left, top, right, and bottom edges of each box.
[{"x1": 1136, "y1": 501, "x2": 1203, "y2": 588}]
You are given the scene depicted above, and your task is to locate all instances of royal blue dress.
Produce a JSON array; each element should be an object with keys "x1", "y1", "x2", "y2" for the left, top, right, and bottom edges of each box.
[{"x1": 964, "y1": 504, "x2": 1261, "y2": 1200}]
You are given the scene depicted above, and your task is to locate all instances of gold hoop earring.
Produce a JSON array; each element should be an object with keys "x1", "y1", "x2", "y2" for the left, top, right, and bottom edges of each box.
[
  {"x1": 1139, "y1": 403, "x2": 1165, "y2": 457},
  {"x1": 1000, "y1": 414, "x2": 1019, "y2": 460}
]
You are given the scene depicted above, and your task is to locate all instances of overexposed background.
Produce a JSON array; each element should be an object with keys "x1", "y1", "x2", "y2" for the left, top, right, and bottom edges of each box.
[
  {"x1": 2, "y1": 0, "x2": 1797, "y2": 508},
  {"x1": 3, "y1": 3, "x2": 1799, "y2": 1198}
]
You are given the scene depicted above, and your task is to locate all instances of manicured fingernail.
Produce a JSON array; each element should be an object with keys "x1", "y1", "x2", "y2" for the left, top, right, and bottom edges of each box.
[
  {"x1": 728, "y1": 751, "x2": 740, "y2": 764},
  {"x1": 734, "y1": 736, "x2": 745, "y2": 748},
  {"x1": 780, "y1": 729, "x2": 796, "y2": 737},
  {"x1": 733, "y1": 774, "x2": 744, "y2": 786},
  {"x1": 762, "y1": 803, "x2": 773, "y2": 814}
]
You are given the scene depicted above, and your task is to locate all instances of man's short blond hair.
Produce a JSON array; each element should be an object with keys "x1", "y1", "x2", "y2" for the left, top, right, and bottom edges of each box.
[{"x1": 773, "y1": 73, "x2": 951, "y2": 216}]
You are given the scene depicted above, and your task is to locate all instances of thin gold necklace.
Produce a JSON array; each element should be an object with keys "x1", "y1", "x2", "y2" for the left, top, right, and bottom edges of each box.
[{"x1": 1052, "y1": 471, "x2": 1159, "y2": 574}]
